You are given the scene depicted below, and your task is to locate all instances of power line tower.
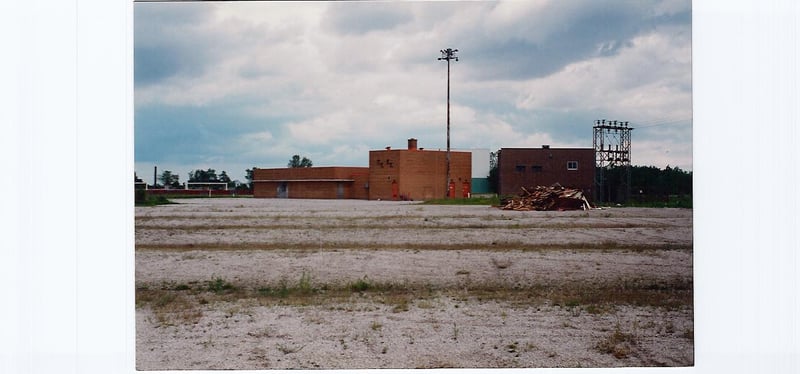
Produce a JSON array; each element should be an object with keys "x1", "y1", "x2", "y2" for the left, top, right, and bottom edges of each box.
[
  {"x1": 438, "y1": 48, "x2": 458, "y2": 198},
  {"x1": 593, "y1": 119, "x2": 633, "y2": 203}
]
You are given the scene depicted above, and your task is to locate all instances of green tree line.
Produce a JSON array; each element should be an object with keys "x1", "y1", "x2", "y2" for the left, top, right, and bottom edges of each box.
[{"x1": 602, "y1": 164, "x2": 692, "y2": 197}]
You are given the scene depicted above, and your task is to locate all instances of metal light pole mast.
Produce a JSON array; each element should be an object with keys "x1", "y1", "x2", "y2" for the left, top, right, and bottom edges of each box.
[{"x1": 438, "y1": 48, "x2": 458, "y2": 198}]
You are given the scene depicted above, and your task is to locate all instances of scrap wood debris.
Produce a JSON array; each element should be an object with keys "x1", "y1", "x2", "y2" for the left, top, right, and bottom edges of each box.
[{"x1": 500, "y1": 185, "x2": 594, "y2": 211}]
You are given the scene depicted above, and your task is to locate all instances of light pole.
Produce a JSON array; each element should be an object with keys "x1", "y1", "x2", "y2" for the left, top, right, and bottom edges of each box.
[{"x1": 438, "y1": 48, "x2": 458, "y2": 198}]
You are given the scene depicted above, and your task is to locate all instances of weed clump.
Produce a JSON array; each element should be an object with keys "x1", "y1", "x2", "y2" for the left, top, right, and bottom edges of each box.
[
  {"x1": 207, "y1": 278, "x2": 235, "y2": 294},
  {"x1": 173, "y1": 283, "x2": 191, "y2": 291},
  {"x1": 135, "y1": 193, "x2": 176, "y2": 207},
  {"x1": 296, "y1": 272, "x2": 314, "y2": 295},
  {"x1": 256, "y1": 272, "x2": 316, "y2": 300},
  {"x1": 596, "y1": 324, "x2": 637, "y2": 359},
  {"x1": 349, "y1": 277, "x2": 373, "y2": 292}
]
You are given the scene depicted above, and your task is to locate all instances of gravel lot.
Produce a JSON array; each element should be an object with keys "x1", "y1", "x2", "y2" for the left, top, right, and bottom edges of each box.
[{"x1": 135, "y1": 198, "x2": 693, "y2": 370}]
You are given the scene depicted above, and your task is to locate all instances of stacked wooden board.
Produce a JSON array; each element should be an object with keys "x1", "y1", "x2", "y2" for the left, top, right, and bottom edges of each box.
[{"x1": 500, "y1": 185, "x2": 593, "y2": 211}]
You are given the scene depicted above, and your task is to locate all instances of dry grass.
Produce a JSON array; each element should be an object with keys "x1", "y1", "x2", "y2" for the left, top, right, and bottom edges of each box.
[
  {"x1": 136, "y1": 288, "x2": 204, "y2": 326},
  {"x1": 135, "y1": 221, "x2": 674, "y2": 231},
  {"x1": 596, "y1": 324, "x2": 638, "y2": 359},
  {"x1": 136, "y1": 240, "x2": 691, "y2": 253},
  {"x1": 135, "y1": 275, "x2": 692, "y2": 327}
]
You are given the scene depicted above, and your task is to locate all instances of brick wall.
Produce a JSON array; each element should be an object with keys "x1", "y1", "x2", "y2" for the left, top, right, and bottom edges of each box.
[
  {"x1": 368, "y1": 149, "x2": 471, "y2": 200},
  {"x1": 498, "y1": 148, "x2": 595, "y2": 197},
  {"x1": 252, "y1": 167, "x2": 369, "y2": 199}
]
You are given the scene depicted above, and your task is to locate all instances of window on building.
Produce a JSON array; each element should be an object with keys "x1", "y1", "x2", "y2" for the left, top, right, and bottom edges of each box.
[
  {"x1": 531, "y1": 165, "x2": 543, "y2": 172},
  {"x1": 515, "y1": 165, "x2": 526, "y2": 173},
  {"x1": 567, "y1": 161, "x2": 578, "y2": 170}
]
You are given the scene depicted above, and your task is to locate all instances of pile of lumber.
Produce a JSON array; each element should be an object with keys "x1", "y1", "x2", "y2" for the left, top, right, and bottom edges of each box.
[{"x1": 500, "y1": 185, "x2": 593, "y2": 211}]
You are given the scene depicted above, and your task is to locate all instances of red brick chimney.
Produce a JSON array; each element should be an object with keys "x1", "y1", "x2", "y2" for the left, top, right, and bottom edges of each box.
[{"x1": 408, "y1": 138, "x2": 418, "y2": 151}]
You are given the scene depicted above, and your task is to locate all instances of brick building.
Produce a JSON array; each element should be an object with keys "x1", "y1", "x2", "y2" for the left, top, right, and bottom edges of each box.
[
  {"x1": 368, "y1": 138, "x2": 472, "y2": 201},
  {"x1": 251, "y1": 138, "x2": 471, "y2": 200},
  {"x1": 498, "y1": 146, "x2": 595, "y2": 197},
  {"x1": 252, "y1": 167, "x2": 369, "y2": 199}
]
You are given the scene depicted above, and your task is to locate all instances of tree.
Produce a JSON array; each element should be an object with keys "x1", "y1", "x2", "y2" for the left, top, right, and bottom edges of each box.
[
  {"x1": 600, "y1": 164, "x2": 692, "y2": 203},
  {"x1": 245, "y1": 167, "x2": 256, "y2": 189},
  {"x1": 288, "y1": 155, "x2": 313, "y2": 168},
  {"x1": 487, "y1": 150, "x2": 500, "y2": 193},
  {"x1": 218, "y1": 171, "x2": 233, "y2": 188},
  {"x1": 158, "y1": 170, "x2": 180, "y2": 188},
  {"x1": 188, "y1": 168, "x2": 219, "y2": 182}
]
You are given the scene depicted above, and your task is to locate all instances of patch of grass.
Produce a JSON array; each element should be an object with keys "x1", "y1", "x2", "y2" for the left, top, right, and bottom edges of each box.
[
  {"x1": 296, "y1": 272, "x2": 314, "y2": 295},
  {"x1": 370, "y1": 321, "x2": 383, "y2": 331},
  {"x1": 256, "y1": 273, "x2": 316, "y2": 301},
  {"x1": 136, "y1": 289, "x2": 202, "y2": 326},
  {"x1": 173, "y1": 283, "x2": 191, "y2": 291},
  {"x1": 596, "y1": 324, "x2": 638, "y2": 359},
  {"x1": 135, "y1": 218, "x2": 671, "y2": 231},
  {"x1": 136, "y1": 240, "x2": 692, "y2": 253},
  {"x1": 585, "y1": 304, "x2": 615, "y2": 315},
  {"x1": 385, "y1": 293, "x2": 411, "y2": 313},
  {"x1": 153, "y1": 293, "x2": 178, "y2": 308},
  {"x1": 349, "y1": 277, "x2": 373, "y2": 292},
  {"x1": 207, "y1": 278, "x2": 236, "y2": 294},
  {"x1": 257, "y1": 284, "x2": 289, "y2": 299},
  {"x1": 137, "y1": 275, "x2": 692, "y2": 325},
  {"x1": 135, "y1": 193, "x2": 177, "y2": 207}
]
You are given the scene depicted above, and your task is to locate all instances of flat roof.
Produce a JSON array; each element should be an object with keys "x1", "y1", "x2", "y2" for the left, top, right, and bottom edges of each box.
[
  {"x1": 500, "y1": 147, "x2": 593, "y2": 150},
  {"x1": 253, "y1": 179, "x2": 355, "y2": 183}
]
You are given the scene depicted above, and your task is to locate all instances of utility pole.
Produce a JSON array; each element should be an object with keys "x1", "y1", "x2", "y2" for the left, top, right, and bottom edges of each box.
[{"x1": 438, "y1": 48, "x2": 458, "y2": 198}]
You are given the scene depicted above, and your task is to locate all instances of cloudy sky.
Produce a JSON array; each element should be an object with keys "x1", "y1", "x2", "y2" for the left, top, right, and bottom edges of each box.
[{"x1": 134, "y1": 0, "x2": 692, "y2": 184}]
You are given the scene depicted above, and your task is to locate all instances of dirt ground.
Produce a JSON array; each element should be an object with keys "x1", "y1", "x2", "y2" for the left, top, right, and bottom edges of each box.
[{"x1": 135, "y1": 198, "x2": 693, "y2": 370}]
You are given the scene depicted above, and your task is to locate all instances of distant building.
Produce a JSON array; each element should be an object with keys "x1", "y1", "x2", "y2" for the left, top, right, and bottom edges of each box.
[
  {"x1": 252, "y1": 167, "x2": 369, "y2": 199},
  {"x1": 498, "y1": 146, "x2": 595, "y2": 198},
  {"x1": 252, "y1": 138, "x2": 472, "y2": 200},
  {"x1": 368, "y1": 138, "x2": 471, "y2": 200}
]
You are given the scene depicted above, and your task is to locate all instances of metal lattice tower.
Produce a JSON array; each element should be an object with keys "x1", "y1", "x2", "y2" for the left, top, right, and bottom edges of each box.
[{"x1": 593, "y1": 120, "x2": 633, "y2": 203}]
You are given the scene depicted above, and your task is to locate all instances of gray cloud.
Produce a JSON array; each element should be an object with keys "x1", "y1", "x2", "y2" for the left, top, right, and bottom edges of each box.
[
  {"x1": 134, "y1": 3, "x2": 249, "y2": 86},
  {"x1": 134, "y1": 0, "x2": 693, "y2": 181},
  {"x1": 323, "y1": 2, "x2": 414, "y2": 35},
  {"x1": 459, "y1": 1, "x2": 690, "y2": 81}
]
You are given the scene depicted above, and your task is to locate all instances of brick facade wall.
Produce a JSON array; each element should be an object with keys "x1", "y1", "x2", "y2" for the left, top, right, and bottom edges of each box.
[
  {"x1": 368, "y1": 149, "x2": 471, "y2": 200},
  {"x1": 498, "y1": 148, "x2": 595, "y2": 198},
  {"x1": 251, "y1": 140, "x2": 471, "y2": 201},
  {"x1": 252, "y1": 167, "x2": 369, "y2": 199}
]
